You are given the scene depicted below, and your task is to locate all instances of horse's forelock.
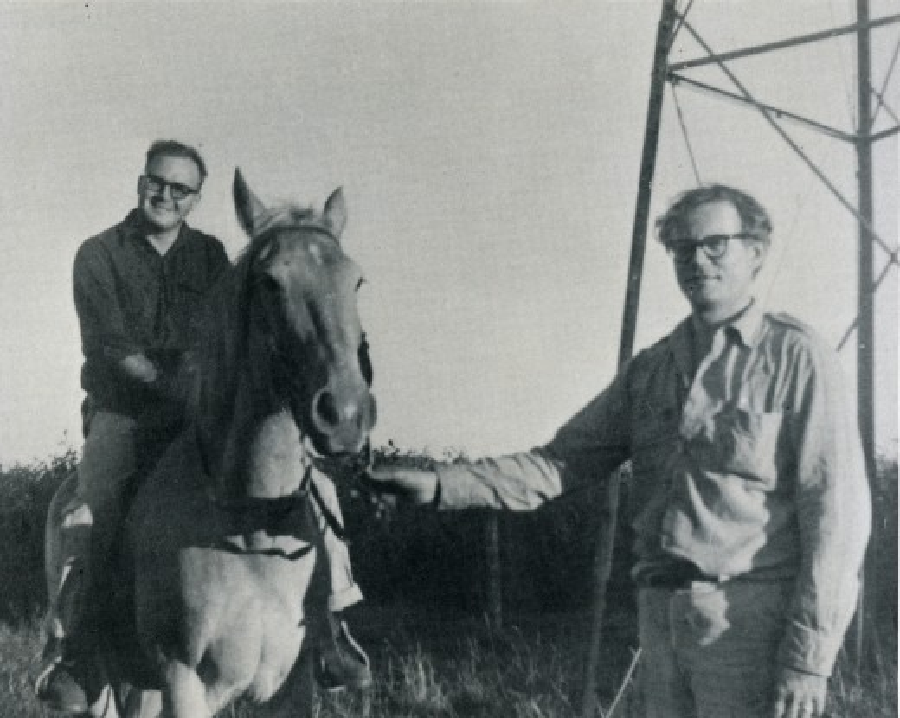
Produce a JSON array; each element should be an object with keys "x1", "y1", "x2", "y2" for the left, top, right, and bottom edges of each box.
[
  {"x1": 252, "y1": 204, "x2": 320, "y2": 238},
  {"x1": 232, "y1": 203, "x2": 335, "y2": 267}
]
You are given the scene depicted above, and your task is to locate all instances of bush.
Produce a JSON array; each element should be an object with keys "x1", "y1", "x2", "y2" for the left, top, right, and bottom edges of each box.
[
  {"x1": 335, "y1": 447, "x2": 634, "y2": 616},
  {"x1": 1, "y1": 444, "x2": 895, "y2": 637},
  {"x1": 0, "y1": 450, "x2": 77, "y2": 623}
]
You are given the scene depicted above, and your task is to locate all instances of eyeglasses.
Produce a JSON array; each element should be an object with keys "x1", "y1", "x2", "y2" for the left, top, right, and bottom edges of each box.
[
  {"x1": 141, "y1": 174, "x2": 200, "y2": 201},
  {"x1": 665, "y1": 233, "x2": 752, "y2": 263}
]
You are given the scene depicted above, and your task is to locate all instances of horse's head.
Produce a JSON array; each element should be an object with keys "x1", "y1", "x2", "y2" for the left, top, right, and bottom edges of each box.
[{"x1": 233, "y1": 169, "x2": 375, "y2": 457}]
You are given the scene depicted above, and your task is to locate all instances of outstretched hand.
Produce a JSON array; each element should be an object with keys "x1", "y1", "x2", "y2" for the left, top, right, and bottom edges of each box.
[
  {"x1": 772, "y1": 667, "x2": 827, "y2": 718},
  {"x1": 363, "y1": 468, "x2": 439, "y2": 506}
]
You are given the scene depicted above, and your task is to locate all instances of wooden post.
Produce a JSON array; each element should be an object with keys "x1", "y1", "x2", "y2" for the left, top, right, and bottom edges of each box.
[
  {"x1": 485, "y1": 513, "x2": 502, "y2": 628},
  {"x1": 580, "y1": 2, "x2": 680, "y2": 715}
]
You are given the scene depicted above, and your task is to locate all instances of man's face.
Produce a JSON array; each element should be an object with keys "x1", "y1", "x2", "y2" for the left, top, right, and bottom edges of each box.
[
  {"x1": 669, "y1": 200, "x2": 765, "y2": 321},
  {"x1": 137, "y1": 154, "x2": 202, "y2": 233}
]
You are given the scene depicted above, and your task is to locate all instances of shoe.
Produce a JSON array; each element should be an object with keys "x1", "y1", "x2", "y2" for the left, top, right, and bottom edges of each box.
[
  {"x1": 315, "y1": 618, "x2": 373, "y2": 692},
  {"x1": 35, "y1": 655, "x2": 90, "y2": 714}
]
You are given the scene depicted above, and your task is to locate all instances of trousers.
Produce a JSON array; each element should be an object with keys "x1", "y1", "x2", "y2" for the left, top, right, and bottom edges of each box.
[{"x1": 634, "y1": 578, "x2": 793, "y2": 718}]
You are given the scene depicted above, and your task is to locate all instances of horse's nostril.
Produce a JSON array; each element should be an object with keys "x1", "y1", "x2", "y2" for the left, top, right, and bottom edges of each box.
[{"x1": 314, "y1": 390, "x2": 341, "y2": 428}]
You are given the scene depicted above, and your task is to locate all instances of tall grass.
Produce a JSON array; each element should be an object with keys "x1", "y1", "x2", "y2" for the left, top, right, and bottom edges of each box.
[{"x1": 0, "y1": 606, "x2": 894, "y2": 717}]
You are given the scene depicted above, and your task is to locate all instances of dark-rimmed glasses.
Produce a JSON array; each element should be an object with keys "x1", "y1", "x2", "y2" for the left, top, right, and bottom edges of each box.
[
  {"x1": 141, "y1": 174, "x2": 200, "y2": 202},
  {"x1": 665, "y1": 233, "x2": 752, "y2": 263}
]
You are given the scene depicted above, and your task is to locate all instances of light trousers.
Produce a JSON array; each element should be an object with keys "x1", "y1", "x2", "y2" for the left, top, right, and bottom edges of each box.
[{"x1": 634, "y1": 579, "x2": 793, "y2": 718}]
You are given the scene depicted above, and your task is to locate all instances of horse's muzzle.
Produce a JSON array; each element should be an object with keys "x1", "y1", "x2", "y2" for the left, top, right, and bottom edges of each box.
[{"x1": 309, "y1": 385, "x2": 376, "y2": 456}]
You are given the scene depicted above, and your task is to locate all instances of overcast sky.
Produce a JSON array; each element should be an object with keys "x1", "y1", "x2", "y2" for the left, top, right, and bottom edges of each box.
[{"x1": 0, "y1": 1, "x2": 896, "y2": 465}]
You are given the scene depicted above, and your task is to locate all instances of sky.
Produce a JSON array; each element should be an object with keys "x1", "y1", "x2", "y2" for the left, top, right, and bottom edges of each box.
[{"x1": 0, "y1": 1, "x2": 897, "y2": 465}]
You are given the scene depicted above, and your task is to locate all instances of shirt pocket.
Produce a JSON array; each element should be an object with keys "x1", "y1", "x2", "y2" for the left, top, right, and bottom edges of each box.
[{"x1": 706, "y1": 406, "x2": 784, "y2": 487}]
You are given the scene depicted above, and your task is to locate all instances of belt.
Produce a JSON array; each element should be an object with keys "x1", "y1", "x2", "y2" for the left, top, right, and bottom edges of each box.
[{"x1": 638, "y1": 560, "x2": 722, "y2": 589}]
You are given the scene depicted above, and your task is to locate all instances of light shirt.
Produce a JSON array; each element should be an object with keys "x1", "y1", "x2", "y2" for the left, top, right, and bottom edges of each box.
[{"x1": 436, "y1": 302, "x2": 870, "y2": 676}]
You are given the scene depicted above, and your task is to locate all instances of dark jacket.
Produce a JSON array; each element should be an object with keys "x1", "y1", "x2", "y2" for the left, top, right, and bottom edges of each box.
[{"x1": 74, "y1": 209, "x2": 230, "y2": 418}]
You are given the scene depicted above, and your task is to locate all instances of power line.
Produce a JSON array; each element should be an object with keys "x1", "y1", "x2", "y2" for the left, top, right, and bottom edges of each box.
[{"x1": 670, "y1": 84, "x2": 702, "y2": 186}]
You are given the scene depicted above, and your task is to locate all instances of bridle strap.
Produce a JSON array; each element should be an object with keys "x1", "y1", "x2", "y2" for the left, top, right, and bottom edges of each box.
[{"x1": 308, "y1": 474, "x2": 348, "y2": 542}]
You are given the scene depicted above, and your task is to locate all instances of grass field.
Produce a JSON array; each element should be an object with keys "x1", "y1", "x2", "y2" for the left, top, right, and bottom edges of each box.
[{"x1": 0, "y1": 603, "x2": 895, "y2": 717}]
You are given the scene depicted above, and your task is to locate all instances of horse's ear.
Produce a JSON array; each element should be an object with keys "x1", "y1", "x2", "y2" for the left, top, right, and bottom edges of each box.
[
  {"x1": 323, "y1": 187, "x2": 347, "y2": 239},
  {"x1": 233, "y1": 168, "x2": 267, "y2": 235}
]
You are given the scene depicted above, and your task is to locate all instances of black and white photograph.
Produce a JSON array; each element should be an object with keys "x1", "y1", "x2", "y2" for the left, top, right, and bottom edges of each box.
[{"x1": 0, "y1": 2, "x2": 896, "y2": 716}]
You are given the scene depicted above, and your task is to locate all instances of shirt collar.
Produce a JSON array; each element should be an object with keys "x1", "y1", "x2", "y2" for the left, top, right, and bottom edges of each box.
[
  {"x1": 723, "y1": 299, "x2": 765, "y2": 349},
  {"x1": 686, "y1": 299, "x2": 764, "y2": 349},
  {"x1": 667, "y1": 300, "x2": 765, "y2": 379}
]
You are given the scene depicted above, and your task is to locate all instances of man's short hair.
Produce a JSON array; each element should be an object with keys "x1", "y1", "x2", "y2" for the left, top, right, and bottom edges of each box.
[
  {"x1": 144, "y1": 140, "x2": 208, "y2": 185},
  {"x1": 656, "y1": 184, "x2": 773, "y2": 248}
]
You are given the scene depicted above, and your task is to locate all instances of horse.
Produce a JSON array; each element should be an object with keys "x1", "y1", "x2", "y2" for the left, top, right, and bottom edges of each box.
[{"x1": 43, "y1": 169, "x2": 376, "y2": 717}]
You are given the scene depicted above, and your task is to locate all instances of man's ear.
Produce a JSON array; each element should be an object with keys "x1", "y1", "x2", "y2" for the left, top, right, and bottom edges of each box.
[{"x1": 751, "y1": 240, "x2": 768, "y2": 278}]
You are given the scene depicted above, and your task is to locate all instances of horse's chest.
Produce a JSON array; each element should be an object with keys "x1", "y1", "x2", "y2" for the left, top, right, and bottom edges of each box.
[{"x1": 196, "y1": 551, "x2": 319, "y2": 702}]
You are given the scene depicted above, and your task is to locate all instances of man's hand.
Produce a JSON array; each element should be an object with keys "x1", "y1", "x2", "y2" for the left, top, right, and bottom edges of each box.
[
  {"x1": 364, "y1": 468, "x2": 439, "y2": 506},
  {"x1": 119, "y1": 354, "x2": 159, "y2": 383},
  {"x1": 772, "y1": 667, "x2": 827, "y2": 718}
]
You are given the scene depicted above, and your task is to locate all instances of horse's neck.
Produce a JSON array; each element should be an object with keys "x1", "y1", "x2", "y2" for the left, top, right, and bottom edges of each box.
[
  {"x1": 243, "y1": 410, "x2": 310, "y2": 497},
  {"x1": 200, "y1": 370, "x2": 310, "y2": 500}
]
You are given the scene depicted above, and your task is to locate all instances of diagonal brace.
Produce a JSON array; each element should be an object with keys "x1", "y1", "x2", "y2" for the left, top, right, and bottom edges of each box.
[{"x1": 668, "y1": 72, "x2": 858, "y2": 142}]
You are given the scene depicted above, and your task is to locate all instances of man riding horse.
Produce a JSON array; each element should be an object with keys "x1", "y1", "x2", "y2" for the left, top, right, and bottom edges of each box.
[{"x1": 37, "y1": 140, "x2": 371, "y2": 714}]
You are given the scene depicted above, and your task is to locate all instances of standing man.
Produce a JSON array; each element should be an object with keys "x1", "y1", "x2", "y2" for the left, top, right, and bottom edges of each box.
[
  {"x1": 37, "y1": 140, "x2": 370, "y2": 714},
  {"x1": 368, "y1": 185, "x2": 871, "y2": 718}
]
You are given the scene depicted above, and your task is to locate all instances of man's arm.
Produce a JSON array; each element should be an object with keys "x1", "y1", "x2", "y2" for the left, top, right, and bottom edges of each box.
[
  {"x1": 776, "y1": 338, "x2": 871, "y2": 680},
  {"x1": 74, "y1": 241, "x2": 155, "y2": 380},
  {"x1": 369, "y1": 368, "x2": 632, "y2": 511}
]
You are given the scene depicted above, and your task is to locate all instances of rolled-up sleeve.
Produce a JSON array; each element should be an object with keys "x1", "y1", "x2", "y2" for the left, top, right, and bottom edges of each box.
[
  {"x1": 777, "y1": 340, "x2": 871, "y2": 675},
  {"x1": 437, "y1": 368, "x2": 632, "y2": 511},
  {"x1": 73, "y1": 241, "x2": 143, "y2": 364}
]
